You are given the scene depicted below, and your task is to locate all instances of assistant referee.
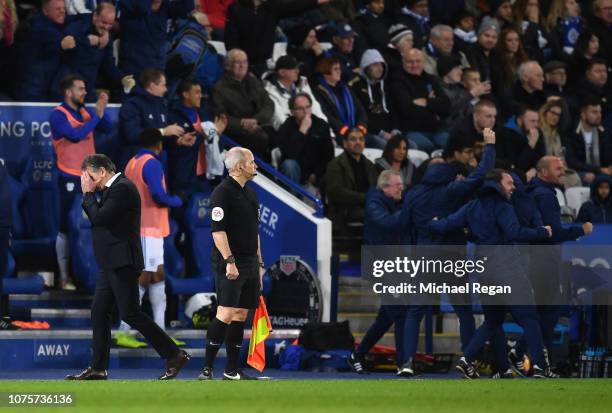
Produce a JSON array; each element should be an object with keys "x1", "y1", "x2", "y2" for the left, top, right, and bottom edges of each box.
[{"x1": 199, "y1": 147, "x2": 265, "y2": 381}]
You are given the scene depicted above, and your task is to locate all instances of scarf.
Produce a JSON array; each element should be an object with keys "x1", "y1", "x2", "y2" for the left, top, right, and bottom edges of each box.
[
  {"x1": 400, "y1": 7, "x2": 430, "y2": 33},
  {"x1": 319, "y1": 76, "x2": 356, "y2": 128},
  {"x1": 453, "y1": 27, "x2": 477, "y2": 44}
]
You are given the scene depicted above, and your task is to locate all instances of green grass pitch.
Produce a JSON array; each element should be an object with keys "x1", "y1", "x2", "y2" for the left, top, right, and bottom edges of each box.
[{"x1": 1, "y1": 380, "x2": 610, "y2": 412}]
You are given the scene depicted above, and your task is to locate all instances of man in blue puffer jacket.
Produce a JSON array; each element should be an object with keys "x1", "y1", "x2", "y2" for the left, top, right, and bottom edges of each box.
[
  {"x1": 397, "y1": 128, "x2": 496, "y2": 377},
  {"x1": 119, "y1": 69, "x2": 192, "y2": 169},
  {"x1": 347, "y1": 170, "x2": 410, "y2": 375},
  {"x1": 119, "y1": 0, "x2": 194, "y2": 79},
  {"x1": 429, "y1": 169, "x2": 556, "y2": 379}
]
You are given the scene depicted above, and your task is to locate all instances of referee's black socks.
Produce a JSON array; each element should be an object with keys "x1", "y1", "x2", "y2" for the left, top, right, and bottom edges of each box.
[
  {"x1": 205, "y1": 318, "x2": 229, "y2": 368},
  {"x1": 225, "y1": 321, "x2": 245, "y2": 373}
]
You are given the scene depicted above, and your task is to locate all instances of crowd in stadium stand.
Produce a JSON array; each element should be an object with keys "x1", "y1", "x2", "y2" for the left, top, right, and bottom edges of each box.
[{"x1": 0, "y1": 0, "x2": 611, "y2": 375}]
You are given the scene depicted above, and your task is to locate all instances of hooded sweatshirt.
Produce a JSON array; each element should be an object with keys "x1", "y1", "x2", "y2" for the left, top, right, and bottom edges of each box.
[
  {"x1": 350, "y1": 49, "x2": 393, "y2": 135},
  {"x1": 576, "y1": 175, "x2": 612, "y2": 224}
]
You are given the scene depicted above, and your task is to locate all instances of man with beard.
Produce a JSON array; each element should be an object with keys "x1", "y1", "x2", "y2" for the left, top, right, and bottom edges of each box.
[{"x1": 49, "y1": 74, "x2": 112, "y2": 291}]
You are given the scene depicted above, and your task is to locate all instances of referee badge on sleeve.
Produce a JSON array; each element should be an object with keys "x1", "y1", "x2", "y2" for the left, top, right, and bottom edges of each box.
[{"x1": 211, "y1": 207, "x2": 224, "y2": 221}]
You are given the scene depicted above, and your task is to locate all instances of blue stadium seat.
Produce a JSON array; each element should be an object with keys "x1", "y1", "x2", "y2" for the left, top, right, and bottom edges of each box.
[
  {"x1": 8, "y1": 171, "x2": 56, "y2": 263},
  {"x1": 166, "y1": 192, "x2": 215, "y2": 295},
  {"x1": 68, "y1": 194, "x2": 99, "y2": 293},
  {"x1": 2, "y1": 251, "x2": 45, "y2": 295}
]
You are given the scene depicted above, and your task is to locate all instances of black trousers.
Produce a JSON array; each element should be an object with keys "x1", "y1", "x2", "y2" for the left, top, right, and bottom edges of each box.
[
  {"x1": 90, "y1": 266, "x2": 179, "y2": 370},
  {"x1": 0, "y1": 228, "x2": 9, "y2": 317}
]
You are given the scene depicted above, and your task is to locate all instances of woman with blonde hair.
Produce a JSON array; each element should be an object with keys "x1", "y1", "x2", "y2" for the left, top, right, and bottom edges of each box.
[
  {"x1": 544, "y1": 0, "x2": 583, "y2": 56},
  {"x1": 538, "y1": 99, "x2": 581, "y2": 187}
]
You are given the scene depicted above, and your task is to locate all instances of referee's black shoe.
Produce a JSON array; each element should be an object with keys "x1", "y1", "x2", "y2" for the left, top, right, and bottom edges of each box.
[
  {"x1": 347, "y1": 352, "x2": 368, "y2": 374},
  {"x1": 198, "y1": 366, "x2": 214, "y2": 380},
  {"x1": 223, "y1": 369, "x2": 257, "y2": 380},
  {"x1": 65, "y1": 367, "x2": 108, "y2": 380}
]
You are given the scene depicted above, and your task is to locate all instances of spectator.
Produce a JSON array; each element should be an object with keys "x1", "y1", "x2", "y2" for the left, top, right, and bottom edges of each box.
[
  {"x1": 353, "y1": 0, "x2": 389, "y2": 54},
  {"x1": 512, "y1": 0, "x2": 553, "y2": 62},
  {"x1": 0, "y1": 0, "x2": 17, "y2": 97},
  {"x1": 350, "y1": 49, "x2": 394, "y2": 147},
  {"x1": 543, "y1": 60, "x2": 569, "y2": 97},
  {"x1": 452, "y1": 10, "x2": 477, "y2": 54},
  {"x1": 327, "y1": 23, "x2": 360, "y2": 83},
  {"x1": 382, "y1": 24, "x2": 414, "y2": 76},
  {"x1": 286, "y1": 25, "x2": 324, "y2": 81},
  {"x1": 568, "y1": 29, "x2": 602, "y2": 85},
  {"x1": 168, "y1": 79, "x2": 228, "y2": 200},
  {"x1": 375, "y1": 135, "x2": 414, "y2": 188},
  {"x1": 277, "y1": 93, "x2": 334, "y2": 193},
  {"x1": 589, "y1": 0, "x2": 612, "y2": 65},
  {"x1": 15, "y1": 0, "x2": 72, "y2": 101},
  {"x1": 325, "y1": 127, "x2": 379, "y2": 234},
  {"x1": 224, "y1": 0, "x2": 329, "y2": 76},
  {"x1": 491, "y1": 0, "x2": 514, "y2": 30},
  {"x1": 497, "y1": 106, "x2": 545, "y2": 173},
  {"x1": 466, "y1": 16, "x2": 499, "y2": 83},
  {"x1": 119, "y1": 69, "x2": 188, "y2": 168},
  {"x1": 210, "y1": 49, "x2": 274, "y2": 159},
  {"x1": 537, "y1": 99, "x2": 582, "y2": 187},
  {"x1": 119, "y1": 0, "x2": 194, "y2": 79},
  {"x1": 511, "y1": 60, "x2": 546, "y2": 113},
  {"x1": 56, "y1": 3, "x2": 134, "y2": 102},
  {"x1": 389, "y1": 48, "x2": 450, "y2": 153},
  {"x1": 490, "y1": 27, "x2": 529, "y2": 109},
  {"x1": 423, "y1": 24, "x2": 469, "y2": 76},
  {"x1": 198, "y1": 0, "x2": 233, "y2": 39},
  {"x1": 443, "y1": 133, "x2": 477, "y2": 167},
  {"x1": 49, "y1": 74, "x2": 112, "y2": 291},
  {"x1": 571, "y1": 59, "x2": 611, "y2": 117},
  {"x1": 317, "y1": 0, "x2": 356, "y2": 23},
  {"x1": 461, "y1": 68, "x2": 493, "y2": 109},
  {"x1": 577, "y1": 175, "x2": 612, "y2": 223},
  {"x1": 435, "y1": 55, "x2": 474, "y2": 128},
  {"x1": 312, "y1": 56, "x2": 368, "y2": 144},
  {"x1": 397, "y1": 0, "x2": 430, "y2": 49},
  {"x1": 448, "y1": 99, "x2": 498, "y2": 151},
  {"x1": 564, "y1": 97, "x2": 612, "y2": 184},
  {"x1": 544, "y1": 0, "x2": 583, "y2": 57},
  {"x1": 263, "y1": 55, "x2": 326, "y2": 131}
]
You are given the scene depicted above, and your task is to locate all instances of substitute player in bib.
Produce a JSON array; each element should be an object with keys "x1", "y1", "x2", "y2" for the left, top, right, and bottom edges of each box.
[
  {"x1": 119, "y1": 129, "x2": 185, "y2": 348},
  {"x1": 199, "y1": 147, "x2": 265, "y2": 381},
  {"x1": 49, "y1": 74, "x2": 111, "y2": 290}
]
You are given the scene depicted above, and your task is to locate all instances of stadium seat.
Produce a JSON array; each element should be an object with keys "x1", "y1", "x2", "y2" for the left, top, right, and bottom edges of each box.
[
  {"x1": 2, "y1": 251, "x2": 45, "y2": 296},
  {"x1": 270, "y1": 147, "x2": 282, "y2": 169},
  {"x1": 554, "y1": 188, "x2": 566, "y2": 207},
  {"x1": 565, "y1": 187, "x2": 590, "y2": 216},
  {"x1": 166, "y1": 192, "x2": 215, "y2": 295},
  {"x1": 272, "y1": 42, "x2": 288, "y2": 63},
  {"x1": 68, "y1": 195, "x2": 99, "y2": 294},
  {"x1": 430, "y1": 149, "x2": 444, "y2": 158},
  {"x1": 209, "y1": 40, "x2": 226, "y2": 56},
  {"x1": 8, "y1": 161, "x2": 57, "y2": 266},
  {"x1": 362, "y1": 148, "x2": 382, "y2": 163},
  {"x1": 407, "y1": 149, "x2": 429, "y2": 167}
]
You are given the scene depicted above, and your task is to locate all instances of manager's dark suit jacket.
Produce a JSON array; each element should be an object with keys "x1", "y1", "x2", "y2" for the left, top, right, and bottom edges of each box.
[{"x1": 82, "y1": 174, "x2": 144, "y2": 271}]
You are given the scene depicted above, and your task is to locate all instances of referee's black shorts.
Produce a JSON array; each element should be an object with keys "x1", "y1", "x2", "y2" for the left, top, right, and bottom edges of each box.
[{"x1": 213, "y1": 255, "x2": 260, "y2": 309}]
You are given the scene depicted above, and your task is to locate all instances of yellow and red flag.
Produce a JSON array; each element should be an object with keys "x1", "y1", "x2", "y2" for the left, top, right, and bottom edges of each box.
[{"x1": 247, "y1": 296, "x2": 272, "y2": 372}]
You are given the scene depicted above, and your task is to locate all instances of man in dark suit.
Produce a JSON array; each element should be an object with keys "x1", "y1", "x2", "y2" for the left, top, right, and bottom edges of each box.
[{"x1": 65, "y1": 154, "x2": 189, "y2": 380}]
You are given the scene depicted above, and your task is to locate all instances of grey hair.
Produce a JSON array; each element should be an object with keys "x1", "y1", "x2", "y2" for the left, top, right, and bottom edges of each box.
[
  {"x1": 430, "y1": 24, "x2": 453, "y2": 39},
  {"x1": 224, "y1": 147, "x2": 247, "y2": 172},
  {"x1": 518, "y1": 61, "x2": 540, "y2": 82},
  {"x1": 225, "y1": 49, "x2": 247, "y2": 70},
  {"x1": 377, "y1": 169, "x2": 402, "y2": 190}
]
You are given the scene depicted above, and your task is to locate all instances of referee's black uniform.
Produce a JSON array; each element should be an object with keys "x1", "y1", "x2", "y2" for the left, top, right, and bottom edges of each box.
[
  {"x1": 210, "y1": 176, "x2": 260, "y2": 309},
  {"x1": 200, "y1": 174, "x2": 262, "y2": 380}
]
